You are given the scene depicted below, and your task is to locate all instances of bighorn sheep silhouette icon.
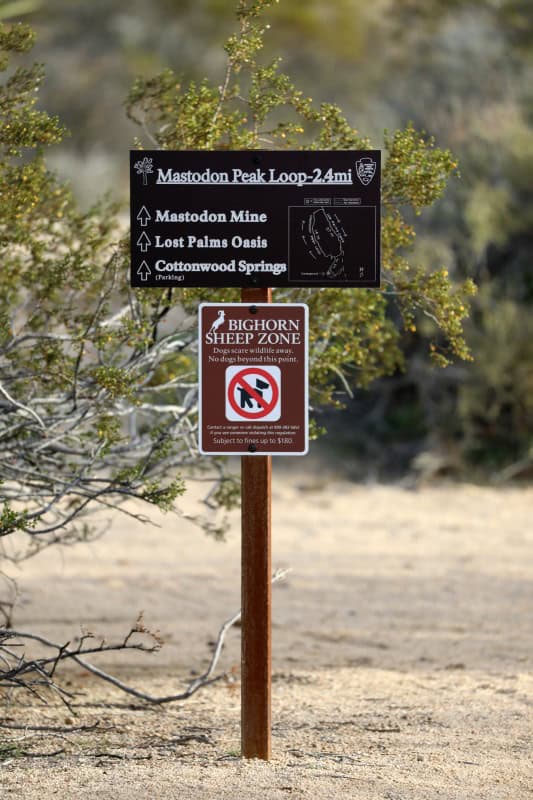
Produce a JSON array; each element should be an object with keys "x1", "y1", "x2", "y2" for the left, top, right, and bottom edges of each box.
[{"x1": 209, "y1": 309, "x2": 225, "y2": 335}]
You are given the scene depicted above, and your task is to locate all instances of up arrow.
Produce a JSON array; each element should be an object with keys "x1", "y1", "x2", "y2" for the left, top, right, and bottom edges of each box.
[
  {"x1": 136, "y1": 206, "x2": 151, "y2": 227},
  {"x1": 137, "y1": 261, "x2": 151, "y2": 281},
  {"x1": 136, "y1": 232, "x2": 151, "y2": 252}
]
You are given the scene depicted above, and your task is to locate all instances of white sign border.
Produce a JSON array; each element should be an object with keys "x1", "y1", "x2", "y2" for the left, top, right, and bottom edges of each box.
[{"x1": 198, "y1": 302, "x2": 309, "y2": 457}]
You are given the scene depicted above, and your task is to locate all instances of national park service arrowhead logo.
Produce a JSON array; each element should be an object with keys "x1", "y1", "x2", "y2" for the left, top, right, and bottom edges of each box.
[{"x1": 355, "y1": 157, "x2": 376, "y2": 186}]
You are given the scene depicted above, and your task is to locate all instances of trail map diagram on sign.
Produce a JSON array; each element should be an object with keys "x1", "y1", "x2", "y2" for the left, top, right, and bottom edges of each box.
[
  {"x1": 302, "y1": 208, "x2": 346, "y2": 279},
  {"x1": 289, "y1": 205, "x2": 376, "y2": 284},
  {"x1": 226, "y1": 366, "x2": 281, "y2": 422}
]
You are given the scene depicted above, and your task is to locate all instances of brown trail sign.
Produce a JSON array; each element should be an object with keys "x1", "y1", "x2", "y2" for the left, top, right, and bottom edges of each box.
[
  {"x1": 199, "y1": 303, "x2": 308, "y2": 456},
  {"x1": 130, "y1": 149, "x2": 380, "y2": 289}
]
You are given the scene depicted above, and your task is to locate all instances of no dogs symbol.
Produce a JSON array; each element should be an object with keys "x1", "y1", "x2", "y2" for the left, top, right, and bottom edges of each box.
[{"x1": 226, "y1": 366, "x2": 281, "y2": 422}]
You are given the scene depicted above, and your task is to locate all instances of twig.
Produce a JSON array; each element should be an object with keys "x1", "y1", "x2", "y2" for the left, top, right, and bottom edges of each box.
[
  {"x1": 18, "y1": 749, "x2": 66, "y2": 758},
  {"x1": 363, "y1": 726, "x2": 401, "y2": 733},
  {"x1": 0, "y1": 722, "x2": 101, "y2": 733},
  {"x1": 0, "y1": 382, "x2": 45, "y2": 429}
]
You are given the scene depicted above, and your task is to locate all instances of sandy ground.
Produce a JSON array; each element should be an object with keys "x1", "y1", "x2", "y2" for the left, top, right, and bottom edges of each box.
[{"x1": 0, "y1": 472, "x2": 532, "y2": 798}]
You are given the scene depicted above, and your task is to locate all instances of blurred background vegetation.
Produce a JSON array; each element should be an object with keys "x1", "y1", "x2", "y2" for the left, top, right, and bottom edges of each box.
[{"x1": 3, "y1": 0, "x2": 532, "y2": 480}]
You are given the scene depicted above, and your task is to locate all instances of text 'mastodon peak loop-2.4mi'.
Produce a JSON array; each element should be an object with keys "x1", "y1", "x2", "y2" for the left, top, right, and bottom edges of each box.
[{"x1": 130, "y1": 150, "x2": 380, "y2": 288}]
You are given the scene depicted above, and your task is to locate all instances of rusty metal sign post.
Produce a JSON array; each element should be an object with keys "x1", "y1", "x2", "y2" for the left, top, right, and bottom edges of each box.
[{"x1": 241, "y1": 286, "x2": 272, "y2": 760}]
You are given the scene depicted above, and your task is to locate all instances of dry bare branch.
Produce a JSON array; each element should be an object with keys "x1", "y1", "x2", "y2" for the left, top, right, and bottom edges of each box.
[{"x1": 0, "y1": 570, "x2": 291, "y2": 706}]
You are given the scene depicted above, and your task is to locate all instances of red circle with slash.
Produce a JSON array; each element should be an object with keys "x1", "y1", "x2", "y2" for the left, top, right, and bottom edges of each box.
[{"x1": 227, "y1": 367, "x2": 280, "y2": 419}]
